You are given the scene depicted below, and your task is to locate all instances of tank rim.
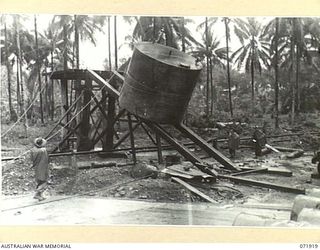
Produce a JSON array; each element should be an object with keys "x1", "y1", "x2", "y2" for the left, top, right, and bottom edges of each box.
[{"x1": 134, "y1": 42, "x2": 202, "y2": 71}]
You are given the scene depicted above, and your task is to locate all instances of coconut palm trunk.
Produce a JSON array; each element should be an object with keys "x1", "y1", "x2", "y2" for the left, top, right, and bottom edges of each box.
[
  {"x1": 210, "y1": 57, "x2": 214, "y2": 115},
  {"x1": 4, "y1": 23, "x2": 17, "y2": 121},
  {"x1": 14, "y1": 16, "x2": 28, "y2": 134},
  {"x1": 250, "y1": 36, "x2": 255, "y2": 116},
  {"x1": 290, "y1": 36, "x2": 295, "y2": 125},
  {"x1": 224, "y1": 18, "x2": 233, "y2": 117},
  {"x1": 108, "y1": 16, "x2": 112, "y2": 71},
  {"x1": 295, "y1": 44, "x2": 300, "y2": 116},
  {"x1": 34, "y1": 15, "x2": 44, "y2": 123},
  {"x1": 181, "y1": 17, "x2": 186, "y2": 52},
  {"x1": 16, "y1": 55, "x2": 20, "y2": 110},
  {"x1": 50, "y1": 51, "x2": 54, "y2": 120},
  {"x1": 274, "y1": 17, "x2": 279, "y2": 129},
  {"x1": 205, "y1": 17, "x2": 210, "y2": 116},
  {"x1": 114, "y1": 16, "x2": 118, "y2": 70}
]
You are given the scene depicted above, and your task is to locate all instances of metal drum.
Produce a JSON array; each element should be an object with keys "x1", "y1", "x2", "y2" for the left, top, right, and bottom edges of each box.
[{"x1": 119, "y1": 42, "x2": 202, "y2": 124}]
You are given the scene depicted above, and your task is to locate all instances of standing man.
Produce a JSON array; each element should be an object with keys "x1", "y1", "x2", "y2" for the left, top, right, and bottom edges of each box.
[
  {"x1": 252, "y1": 126, "x2": 267, "y2": 157},
  {"x1": 312, "y1": 150, "x2": 320, "y2": 175},
  {"x1": 31, "y1": 137, "x2": 49, "y2": 201},
  {"x1": 228, "y1": 128, "x2": 240, "y2": 158}
]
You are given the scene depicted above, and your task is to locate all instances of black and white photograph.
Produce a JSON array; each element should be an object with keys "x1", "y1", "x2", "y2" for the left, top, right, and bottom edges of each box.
[{"x1": 1, "y1": 12, "x2": 320, "y2": 229}]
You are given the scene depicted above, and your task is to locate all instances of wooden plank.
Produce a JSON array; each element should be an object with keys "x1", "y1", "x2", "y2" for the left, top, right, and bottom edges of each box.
[
  {"x1": 218, "y1": 174, "x2": 305, "y2": 194},
  {"x1": 231, "y1": 168, "x2": 268, "y2": 176},
  {"x1": 146, "y1": 122, "x2": 218, "y2": 177},
  {"x1": 175, "y1": 123, "x2": 240, "y2": 172},
  {"x1": 162, "y1": 169, "x2": 194, "y2": 179},
  {"x1": 238, "y1": 166, "x2": 292, "y2": 177},
  {"x1": 87, "y1": 69, "x2": 120, "y2": 98},
  {"x1": 265, "y1": 167, "x2": 293, "y2": 177},
  {"x1": 156, "y1": 132, "x2": 163, "y2": 164},
  {"x1": 50, "y1": 69, "x2": 112, "y2": 81},
  {"x1": 171, "y1": 177, "x2": 218, "y2": 203},
  {"x1": 167, "y1": 165, "x2": 213, "y2": 179}
]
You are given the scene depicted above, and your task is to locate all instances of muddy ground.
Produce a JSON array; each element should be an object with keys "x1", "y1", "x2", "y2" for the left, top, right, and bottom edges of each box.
[{"x1": 2, "y1": 114, "x2": 320, "y2": 206}]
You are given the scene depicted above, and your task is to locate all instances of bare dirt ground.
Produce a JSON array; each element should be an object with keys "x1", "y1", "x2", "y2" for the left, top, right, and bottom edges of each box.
[{"x1": 2, "y1": 114, "x2": 320, "y2": 207}]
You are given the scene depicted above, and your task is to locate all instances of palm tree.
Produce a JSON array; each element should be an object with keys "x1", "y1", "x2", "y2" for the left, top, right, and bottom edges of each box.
[
  {"x1": 107, "y1": 16, "x2": 112, "y2": 70},
  {"x1": 34, "y1": 15, "x2": 44, "y2": 123},
  {"x1": 231, "y1": 18, "x2": 271, "y2": 115},
  {"x1": 191, "y1": 29, "x2": 227, "y2": 115},
  {"x1": 263, "y1": 17, "x2": 282, "y2": 128},
  {"x1": 1, "y1": 16, "x2": 18, "y2": 121},
  {"x1": 223, "y1": 17, "x2": 233, "y2": 117},
  {"x1": 114, "y1": 15, "x2": 118, "y2": 70},
  {"x1": 13, "y1": 15, "x2": 28, "y2": 133},
  {"x1": 72, "y1": 15, "x2": 105, "y2": 68},
  {"x1": 273, "y1": 18, "x2": 306, "y2": 124},
  {"x1": 199, "y1": 17, "x2": 234, "y2": 116},
  {"x1": 126, "y1": 16, "x2": 199, "y2": 50}
]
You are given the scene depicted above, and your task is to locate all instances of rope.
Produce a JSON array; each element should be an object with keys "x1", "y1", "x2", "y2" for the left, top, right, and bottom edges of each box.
[
  {"x1": 1, "y1": 81, "x2": 48, "y2": 138},
  {"x1": 2, "y1": 84, "x2": 107, "y2": 168},
  {"x1": 1, "y1": 63, "x2": 60, "y2": 138},
  {"x1": 46, "y1": 85, "x2": 106, "y2": 142},
  {"x1": 44, "y1": 92, "x2": 84, "y2": 140}
]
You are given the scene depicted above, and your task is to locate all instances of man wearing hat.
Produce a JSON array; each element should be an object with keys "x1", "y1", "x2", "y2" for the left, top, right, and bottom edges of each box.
[{"x1": 31, "y1": 137, "x2": 49, "y2": 201}]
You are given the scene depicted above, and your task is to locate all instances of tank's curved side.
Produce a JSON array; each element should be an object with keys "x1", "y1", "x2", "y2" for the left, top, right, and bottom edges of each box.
[{"x1": 119, "y1": 42, "x2": 202, "y2": 124}]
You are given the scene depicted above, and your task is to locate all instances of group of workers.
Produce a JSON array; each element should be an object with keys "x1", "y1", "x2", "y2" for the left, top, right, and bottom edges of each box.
[
  {"x1": 29, "y1": 123, "x2": 319, "y2": 202},
  {"x1": 227, "y1": 124, "x2": 320, "y2": 177},
  {"x1": 227, "y1": 125, "x2": 267, "y2": 159}
]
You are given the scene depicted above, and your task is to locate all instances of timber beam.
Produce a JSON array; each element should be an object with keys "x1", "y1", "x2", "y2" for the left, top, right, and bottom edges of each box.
[
  {"x1": 218, "y1": 174, "x2": 305, "y2": 194},
  {"x1": 175, "y1": 123, "x2": 240, "y2": 172},
  {"x1": 145, "y1": 121, "x2": 218, "y2": 178}
]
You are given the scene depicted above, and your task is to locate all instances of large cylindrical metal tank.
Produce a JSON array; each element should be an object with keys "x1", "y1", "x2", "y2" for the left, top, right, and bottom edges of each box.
[{"x1": 119, "y1": 42, "x2": 202, "y2": 124}]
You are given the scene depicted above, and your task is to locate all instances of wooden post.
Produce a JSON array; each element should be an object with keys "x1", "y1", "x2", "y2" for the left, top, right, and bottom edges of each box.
[
  {"x1": 127, "y1": 114, "x2": 136, "y2": 164},
  {"x1": 77, "y1": 77, "x2": 93, "y2": 151},
  {"x1": 156, "y1": 133, "x2": 163, "y2": 164},
  {"x1": 104, "y1": 94, "x2": 115, "y2": 151},
  {"x1": 60, "y1": 79, "x2": 68, "y2": 148}
]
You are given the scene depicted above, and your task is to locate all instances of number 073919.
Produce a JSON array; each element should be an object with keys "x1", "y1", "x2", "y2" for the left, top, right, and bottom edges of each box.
[{"x1": 300, "y1": 244, "x2": 319, "y2": 248}]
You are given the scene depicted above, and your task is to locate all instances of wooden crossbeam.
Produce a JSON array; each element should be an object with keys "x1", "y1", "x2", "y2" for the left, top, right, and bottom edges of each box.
[
  {"x1": 92, "y1": 109, "x2": 126, "y2": 146},
  {"x1": 175, "y1": 123, "x2": 240, "y2": 172},
  {"x1": 113, "y1": 121, "x2": 142, "y2": 149},
  {"x1": 87, "y1": 69, "x2": 120, "y2": 98},
  {"x1": 145, "y1": 121, "x2": 218, "y2": 178}
]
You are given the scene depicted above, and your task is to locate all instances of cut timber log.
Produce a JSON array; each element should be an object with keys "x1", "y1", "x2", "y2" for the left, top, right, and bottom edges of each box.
[
  {"x1": 218, "y1": 174, "x2": 305, "y2": 194},
  {"x1": 171, "y1": 177, "x2": 217, "y2": 203},
  {"x1": 78, "y1": 161, "x2": 117, "y2": 170},
  {"x1": 265, "y1": 144, "x2": 281, "y2": 153},
  {"x1": 285, "y1": 150, "x2": 304, "y2": 159},
  {"x1": 275, "y1": 147, "x2": 303, "y2": 152}
]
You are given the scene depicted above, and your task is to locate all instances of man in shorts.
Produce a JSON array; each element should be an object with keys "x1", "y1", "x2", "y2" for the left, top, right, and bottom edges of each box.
[{"x1": 31, "y1": 137, "x2": 49, "y2": 201}]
